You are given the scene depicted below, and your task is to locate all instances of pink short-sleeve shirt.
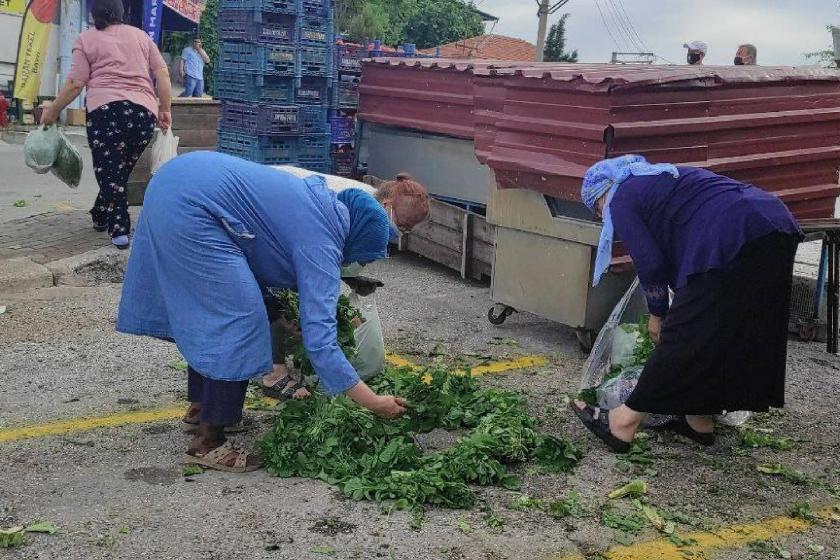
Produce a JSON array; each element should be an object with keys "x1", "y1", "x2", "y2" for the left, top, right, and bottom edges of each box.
[{"x1": 68, "y1": 24, "x2": 167, "y2": 118}]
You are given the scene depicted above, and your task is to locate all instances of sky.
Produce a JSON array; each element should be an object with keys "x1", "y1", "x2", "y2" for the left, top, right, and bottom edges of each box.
[{"x1": 477, "y1": 0, "x2": 837, "y2": 66}]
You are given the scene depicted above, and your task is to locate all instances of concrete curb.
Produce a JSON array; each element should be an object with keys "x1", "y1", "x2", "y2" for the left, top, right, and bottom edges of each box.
[
  {"x1": 0, "y1": 245, "x2": 129, "y2": 295},
  {"x1": 46, "y1": 245, "x2": 129, "y2": 287},
  {"x1": 0, "y1": 257, "x2": 54, "y2": 296}
]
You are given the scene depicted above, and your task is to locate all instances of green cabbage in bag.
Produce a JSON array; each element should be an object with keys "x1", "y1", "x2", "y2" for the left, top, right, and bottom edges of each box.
[
  {"x1": 24, "y1": 125, "x2": 62, "y2": 174},
  {"x1": 50, "y1": 131, "x2": 83, "y2": 189}
]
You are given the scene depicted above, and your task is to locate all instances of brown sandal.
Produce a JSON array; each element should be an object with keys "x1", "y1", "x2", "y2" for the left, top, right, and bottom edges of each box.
[{"x1": 183, "y1": 441, "x2": 261, "y2": 473}]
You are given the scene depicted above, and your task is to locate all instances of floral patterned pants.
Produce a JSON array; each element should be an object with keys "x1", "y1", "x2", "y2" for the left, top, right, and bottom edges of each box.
[{"x1": 86, "y1": 101, "x2": 156, "y2": 238}]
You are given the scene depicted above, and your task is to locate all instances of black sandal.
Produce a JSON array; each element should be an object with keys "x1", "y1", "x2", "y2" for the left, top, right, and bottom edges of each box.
[
  {"x1": 662, "y1": 416, "x2": 715, "y2": 446},
  {"x1": 569, "y1": 402, "x2": 632, "y2": 453},
  {"x1": 262, "y1": 376, "x2": 308, "y2": 400}
]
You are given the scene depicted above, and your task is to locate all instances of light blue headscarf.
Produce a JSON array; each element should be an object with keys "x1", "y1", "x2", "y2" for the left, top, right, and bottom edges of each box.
[
  {"x1": 336, "y1": 188, "x2": 390, "y2": 265},
  {"x1": 581, "y1": 155, "x2": 679, "y2": 287}
]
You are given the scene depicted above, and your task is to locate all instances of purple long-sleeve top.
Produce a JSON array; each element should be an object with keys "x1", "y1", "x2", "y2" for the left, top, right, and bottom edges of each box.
[{"x1": 610, "y1": 166, "x2": 803, "y2": 317}]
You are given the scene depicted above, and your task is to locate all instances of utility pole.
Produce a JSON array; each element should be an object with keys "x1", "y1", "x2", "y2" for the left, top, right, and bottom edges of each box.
[
  {"x1": 535, "y1": 0, "x2": 571, "y2": 62},
  {"x1": 832, "y1": 26, "x2": 840, "y2": 68}
]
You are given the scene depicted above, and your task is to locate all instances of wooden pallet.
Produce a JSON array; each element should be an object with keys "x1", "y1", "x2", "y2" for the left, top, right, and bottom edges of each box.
[
  {"x1": 364, "y1": 175, "x2": 493, "y2": 281},
  {"x1": 127, "y1": 99, "x2": 220, "y2": 206}
]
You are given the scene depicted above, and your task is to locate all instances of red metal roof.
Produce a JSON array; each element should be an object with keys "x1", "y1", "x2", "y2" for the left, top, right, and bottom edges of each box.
[
  {"x1": 358, "y1": 60, "x2": 840, "y2": 220},
  {"x1": 419, "y1": 35, "x2": 536, "y2": 61}
]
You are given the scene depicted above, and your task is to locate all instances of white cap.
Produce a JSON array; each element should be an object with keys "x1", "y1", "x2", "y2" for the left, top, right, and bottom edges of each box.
[{"x1": 683, "y1": 41, "x2": 708, "y2": 54}]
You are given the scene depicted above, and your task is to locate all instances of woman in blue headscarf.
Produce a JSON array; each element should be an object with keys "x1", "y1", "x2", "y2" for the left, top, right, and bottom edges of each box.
[
  {"x1": 117, "y1": 151, "x2": 406, "y2": 472},
  {"x1": 571, "y1": 155, "x2": 802, "y2": 453}
]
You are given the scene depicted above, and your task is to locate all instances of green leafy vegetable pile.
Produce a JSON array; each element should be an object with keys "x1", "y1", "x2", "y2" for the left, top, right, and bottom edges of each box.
[
  {"x1": 260, "y1": 365, "x2": 582, "y2": 510},
  {"x1": 266, "y1": 288, "x2": 361, "y2": 377}
]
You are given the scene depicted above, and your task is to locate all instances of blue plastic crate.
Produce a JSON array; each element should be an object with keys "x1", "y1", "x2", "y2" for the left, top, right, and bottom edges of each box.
[
  {"x1": 217, "y1": 130, "x2": 297, "y2": 165},
  {"x1": 219, "y1": 42, "x2": 296, "y2": 75},
  {"x1": 331, "y1": 150, "x2": 355, "y2": 176},
  {"x1": 330, "y1": 113, "x2": 354, "y2": 143},
  {"x1": 264, "y1": 44, "x2": 297, "y2": 75},
  {"x1": 219, "y1": 0, "x2": 298, "y2": 14},
  {"x1": 298, "y1": 105, "x2": 329, "y2": 134},
  {"x1": 297, "y1": 13, "x2": 334, "y2": 47},
  {"x1": 337, "y1": 45, "x2": 366, "y2": 73},
  {"x1": 214, "y1": 72, "x2": 296, "y2": 104},
  {"x1": 295, "y1": 77, "x2": 331, "y2": 105},
  {"x1": 300, "y1": 0, "x2": 330, "y2": 16},
  {"x1": 297, "y1": 155, "x2": 332, "y2": 173},
  {"x1": 299, "y1": 46, "x2": 333, "y2": 77},
  {"x1": 296, "y1": 133, "x2": 331, "y2": 158},
  {"x1": 218, "y1": 42, "x2": 261, "y2": 73},
  {"x1": 221, "y1": 101, "x2": 300, "y2": 135},
  {"x1": 218, "y1": 10, "x2": 296, "y2": 44},
  {"x1": 337, "y1": 75, "x2": 359, "y2": 108}
]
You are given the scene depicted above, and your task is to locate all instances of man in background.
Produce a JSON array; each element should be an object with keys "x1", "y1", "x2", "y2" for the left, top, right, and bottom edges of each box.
[
  {"x1": 683, "y1": 41, "x2": 708, "y2": 65},
  {"x1": 734, "y1": 44, "x2": 757, "y2": 65},
  {"x1": 179, "y1": 36, "x2": 210, "y2": 97}
]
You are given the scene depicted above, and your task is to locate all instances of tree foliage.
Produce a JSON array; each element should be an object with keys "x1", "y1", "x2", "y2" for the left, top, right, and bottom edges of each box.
[
  {"x1": 543, "y1": 13, "x2": 578, "y2": 63},
  {"x1": 199, "y1": 0, "x2": 219, "y2": 92},
  {"x1": 336, "y1": 0, "x2": 484, "y2": 49}
]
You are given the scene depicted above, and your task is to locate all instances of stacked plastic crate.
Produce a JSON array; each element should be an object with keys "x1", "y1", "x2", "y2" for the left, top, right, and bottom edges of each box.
[
  {"x1": 215, "y1": 0, "x2": 335, "y2": 172},
  {"x1": 330, "y1": 40, "x2": 367, "y2": 177}
]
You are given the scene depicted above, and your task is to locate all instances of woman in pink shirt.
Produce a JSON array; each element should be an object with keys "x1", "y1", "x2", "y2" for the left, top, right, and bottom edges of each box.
[{"x1": 42, "y1": 0, "x2": 172, "y2": 249}]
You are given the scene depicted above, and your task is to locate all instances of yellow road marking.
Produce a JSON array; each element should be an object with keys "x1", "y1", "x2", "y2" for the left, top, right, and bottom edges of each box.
[
  {"x1": 0, "y1": 406, "x2": 185, "y2": 444},
  {"x1": 552, "y1": 504, "x2": 839, "y2": 560},
  {"x1": 469, "y1": 355, "x2": 548, "y2": 376},
  {"x1": 1, "y1": 353, "x2": 547, "y2": 444},
  {"x1": 386, "y1": 352, "x2": 548, "y2": 377}
]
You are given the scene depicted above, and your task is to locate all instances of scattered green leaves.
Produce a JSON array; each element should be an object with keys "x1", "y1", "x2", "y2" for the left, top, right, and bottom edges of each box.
[
  {"x1": 740, "y1": 429, "x2": 792, "y2": 451},
  {"x1": 456, "y1": 517, "x2": 473, "y2": 534},
  {"x1": 12, "y1": 200, "x2": 26, "y2": 208},
  {"x1": 310, "y1": 544, "x2": 336, "y2": 555},
  {"x1": 789, "y1": 501, "x2": 817, "y2": 521},
  {"x1": 23, "y1": 522, "x2": 58, "y2": 534},
  {"x1": 608, "y1": 480, "x2": 648, "y2": 500},
  {"x1": 481, "y1": 504, "x2": 505, "y2": 530},
  {"x1": 756, "y1": 463, "x2": 810, "y2": 485},
  {"x1": 601, "y1": 508, "x2": 647, "y2": 534},
  {"x1": 182, "y1": 465, "x2": 205, "y2": 477},
  {"x1": 547, "y1": 492, "x2": 586, "y2": 519},
  {"x1": 747, "y1": 540, "x2": 791, "y2": 559},
  {"x1": 0, "y1": 527, "x2": 24, "y2": 548},
  {"x1": 167, "y1": 359, "x2": 188, "y2": 372},
  {"x1": 260, "y1": 365, "x2": 582, "y2": 513},
  {"x1": 576, "y1": 387, "x2": 598, "y2": 407}
]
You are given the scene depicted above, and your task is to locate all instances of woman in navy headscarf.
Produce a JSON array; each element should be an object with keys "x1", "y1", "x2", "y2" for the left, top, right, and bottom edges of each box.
[
  {"x1": 571, "y1": 155, "x2": 802, "y2": 453},
  {"x1": 117, "y1": 151, "x2": 406, "y2": 472}
]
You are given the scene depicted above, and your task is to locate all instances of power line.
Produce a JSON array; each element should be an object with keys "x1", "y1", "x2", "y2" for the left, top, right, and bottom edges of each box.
[
  {"x1": 603, "y1": 0, "x2": 644, "y2": 53},
  {"x1": 607, "y1": 0, "x2": 650, "y2": 53},
  {"x1": 593, "y1": 0, "x2": 625, "y2": 51}
]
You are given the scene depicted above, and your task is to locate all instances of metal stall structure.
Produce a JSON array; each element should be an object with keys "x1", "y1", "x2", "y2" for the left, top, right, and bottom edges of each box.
[{"x1": 357, "y1": 60, "x2": 840, "y2": 345}]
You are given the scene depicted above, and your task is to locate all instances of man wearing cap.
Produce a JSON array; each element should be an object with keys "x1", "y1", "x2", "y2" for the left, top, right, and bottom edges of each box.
[{"x1": 684, "y1": 41, "x2": 707, "y2": 65}]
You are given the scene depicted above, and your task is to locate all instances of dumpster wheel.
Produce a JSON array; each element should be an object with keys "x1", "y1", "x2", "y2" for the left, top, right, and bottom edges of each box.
[
  {"x1": 575, "y1": 328, "x2": 595, "y2": 353},
  {"x1": 487, "y1": 305, "x2": 516, "y2": 325}
]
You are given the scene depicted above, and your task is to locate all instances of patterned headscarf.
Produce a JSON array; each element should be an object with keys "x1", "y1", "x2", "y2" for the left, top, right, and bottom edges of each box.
[
  {"x1": 581, "y1": 155, "x2": 679, "y2": 287},
  {"x1": 337, "y1": 188, "x2": 390, "y2": 265}
]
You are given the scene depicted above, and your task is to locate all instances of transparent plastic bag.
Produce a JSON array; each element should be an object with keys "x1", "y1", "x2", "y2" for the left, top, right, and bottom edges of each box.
[
  {"x1": 24, "y1": 124, "x2": 62, "y2": 174},
  {"x1": 611, "y1": 324, "x2": 640, "y2": 369},
  {"x1": 50, "y1": 130, "x2": 83, "y2": 188},
  {"x1": 597, "y1": 366, "x2": 672, "y2": 427},
  {"x1": 150, "y1": 128, "x2": 179, "y2": 175}
]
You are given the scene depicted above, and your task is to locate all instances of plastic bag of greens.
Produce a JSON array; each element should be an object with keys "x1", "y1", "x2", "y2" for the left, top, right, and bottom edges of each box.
[
  {"x1": 597, "y1": 366, "x2": 672, "y2": 427},
  {"x1": 348, "y1": 291, "x2": 385, "y2": 381},
  {"x1": 611, "y1": 323, "x2": 641, "y2": 369},
  {"x1": 24, "y1": 124, "x2": 62, "y2": 174},
  {"x1": 50, "y1": 130, "x2": 83, "y2": 188}
]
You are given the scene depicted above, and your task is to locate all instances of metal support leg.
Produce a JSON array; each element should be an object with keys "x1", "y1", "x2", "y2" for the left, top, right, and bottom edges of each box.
[{"x1": 828, "y1": 241, "x2": 839, "y2": 354}]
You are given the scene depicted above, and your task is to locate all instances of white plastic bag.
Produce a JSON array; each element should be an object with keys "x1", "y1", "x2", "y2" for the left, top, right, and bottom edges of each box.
[
  {"x1": 348, "y1": 292, "x2": 385, "y2": 381},
  {"x1": 24, "y1": 125, "x2": 62, "y2": 174},
  {"x1": 150, "y1": 128, "x2": 179, "y2": 175}
]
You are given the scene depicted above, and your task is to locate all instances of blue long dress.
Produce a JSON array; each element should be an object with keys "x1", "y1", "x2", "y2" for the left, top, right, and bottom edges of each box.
[{"x1": 116, "y1": 151, "x2": 361, "y2": 395}]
